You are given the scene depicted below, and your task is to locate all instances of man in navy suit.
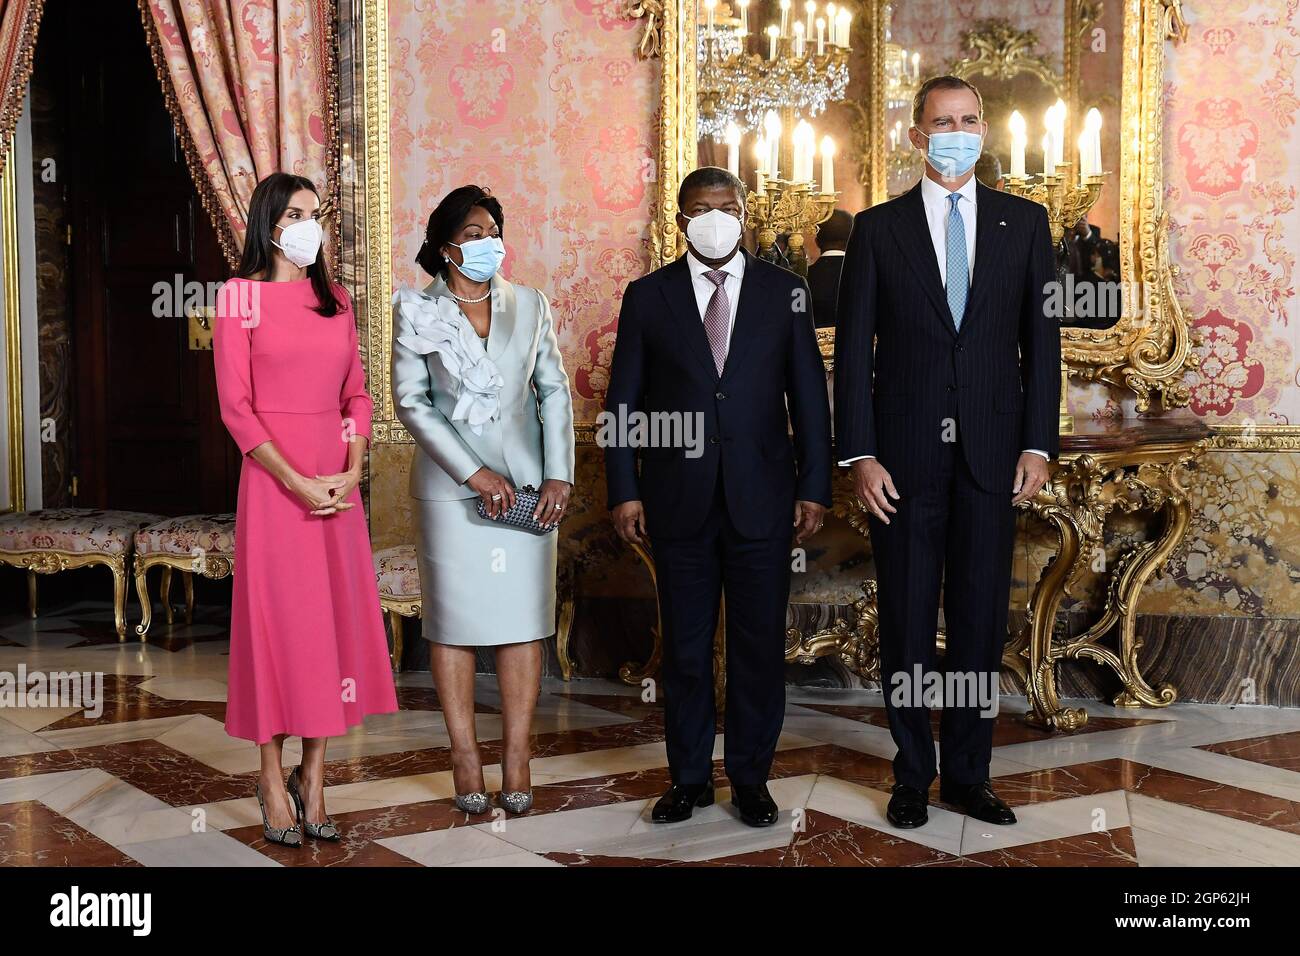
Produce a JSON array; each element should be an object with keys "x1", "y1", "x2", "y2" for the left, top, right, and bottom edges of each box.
[
  {"x1": 605, "y1": 167, "x2": 832, "y2": 827},
  {"x1": 835, "y1": 76, "x2": 1060, "y2": 828}
]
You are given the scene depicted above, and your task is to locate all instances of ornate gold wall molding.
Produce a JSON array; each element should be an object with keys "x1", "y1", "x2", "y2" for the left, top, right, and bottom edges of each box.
[
  {"x1": 1, "y1": 133, "x2": 23, "y2": 512},
  {"x1": 1063, "y1": 0, "x2": 1196, "y2": 412},
  {"x1": 1204, "y1": 426, "x2": 1300, "y2": 452},
  {"x1": 631, "y1": 0, "x2": 697, "y2": 269},
  {"x1": 359, "y1": 0, "x2": 404, "y2": 444}
]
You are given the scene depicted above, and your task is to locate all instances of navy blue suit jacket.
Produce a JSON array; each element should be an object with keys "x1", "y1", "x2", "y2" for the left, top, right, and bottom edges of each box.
[
  {"x1": 833, "y1": 180, "x2": 1060, "y2": 493},
  {"x1": 605, "y1": 250, "x2": 833, "y2": 539}
]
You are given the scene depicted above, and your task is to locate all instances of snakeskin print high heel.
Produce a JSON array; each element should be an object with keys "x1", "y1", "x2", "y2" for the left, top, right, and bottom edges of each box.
[
  {"x1": 256, "y1": 780, "x2": 302, "y2": 847},
  {"x1": 287, "y1": 766, "x2": 340, "y2": 842}
]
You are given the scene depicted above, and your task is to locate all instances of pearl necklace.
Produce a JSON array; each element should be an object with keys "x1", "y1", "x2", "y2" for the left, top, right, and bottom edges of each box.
[{"x1": 448, "y1": 286, "x2": 491, "y2": 304}]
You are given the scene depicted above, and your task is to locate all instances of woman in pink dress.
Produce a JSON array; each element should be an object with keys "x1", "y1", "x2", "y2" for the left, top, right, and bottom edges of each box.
[{"x1": 214, "y1": 173, "x2": 398, "y2": 847}]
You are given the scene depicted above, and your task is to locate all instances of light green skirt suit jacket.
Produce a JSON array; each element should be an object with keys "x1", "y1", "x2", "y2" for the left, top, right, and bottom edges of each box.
[{"x1": 391, "y1": 274, "x2": 576, "y2": 646}]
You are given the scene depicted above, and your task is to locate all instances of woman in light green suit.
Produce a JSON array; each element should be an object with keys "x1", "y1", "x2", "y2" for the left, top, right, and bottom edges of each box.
[{"x1": 392, "y1": 186, "x2": 575, "y2": 816}]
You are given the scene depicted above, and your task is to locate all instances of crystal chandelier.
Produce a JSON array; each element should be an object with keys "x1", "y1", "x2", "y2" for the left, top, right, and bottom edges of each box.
[{"x1": 698, "y1": 0, "x2": 852, "y2": 142}]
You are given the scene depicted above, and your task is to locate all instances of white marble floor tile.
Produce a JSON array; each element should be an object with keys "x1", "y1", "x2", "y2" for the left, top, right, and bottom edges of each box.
[
  {"x1": 805, "y1": 775, "x2": 965, "y2": 856},
  {"x1": 379, "y1": 826, "x2": 523, "y2": 867},
  {"x1": 958, "y1": 789, "x2": 1130, "y2": 856},
  {"x1": 1126, "y1": 793, "x2": 1300, "y2": 866}
]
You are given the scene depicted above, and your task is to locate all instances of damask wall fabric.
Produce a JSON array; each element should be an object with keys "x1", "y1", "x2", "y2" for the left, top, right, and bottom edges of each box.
[
  {"x1": 1168, "y1": 0, "x2": 1297, "y2": 425},
  {"x1": 139, "y1": 0, "x2": 336, "y2": 265},
  {"x1": 387, "y1": 0, "x2": 658, "y2": 424}
]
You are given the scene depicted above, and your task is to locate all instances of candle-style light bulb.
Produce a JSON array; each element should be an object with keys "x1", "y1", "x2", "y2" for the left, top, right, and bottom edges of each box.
[
  {"x1": 1085, "y1": 107, "x2": 1103, "y2": 176},
  {"x1": 836, "y1": 8, "x2": 852, "y2": 47},
  {"x1": 1009, "y1": 110, "x2": 1026, "y2": 178},
  {"x1": 793, "y1": 21, "x2": 805, "y2": 58},
  {"x1": 765, "y1": 110, "x2": 783, "y2": 179},
  {"x1": 780, "y1": 0, "x2": 791, "y2": 38},
  {"x1": 820, "y1": 135, "x2": 836, "y2": 194},
  {"x1": 767, "y1": 24, "x2": 780, "y2": 60},
  {"x1": 737, "y1": 0, "x2": 749, "y2": 37},
  {"x1": 726, "y1": 122, "x2": 741, "y2": 177},
  {"x1": 805, "y1": 1, "x2": 816, "y2": 38},
  {"x1": 815, "y1": 16, "x2": 826, "y2": 56}
]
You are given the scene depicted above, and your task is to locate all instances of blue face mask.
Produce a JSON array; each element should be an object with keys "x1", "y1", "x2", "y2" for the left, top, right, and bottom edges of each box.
[
  {"x1": 918, "y1": 129, "x2": 984, "y2": 178},
  {"x1": 446, "y1": 236, "x2": 505, "y2": 282}
]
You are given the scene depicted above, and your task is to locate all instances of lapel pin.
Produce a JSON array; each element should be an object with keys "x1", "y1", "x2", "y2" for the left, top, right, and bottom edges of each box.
[{"x1": 999, "y1": 220, "x2": 1007, "y2": 226}]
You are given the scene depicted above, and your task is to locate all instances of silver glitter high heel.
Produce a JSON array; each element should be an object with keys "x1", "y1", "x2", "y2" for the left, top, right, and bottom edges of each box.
[
  {"x1": 256, "y1": 781, "x2": 302, "y2": 848},
  {"x1": 454, "y1": 791, "x2": 490, "y2": 814},
  {"x1": 497, "y1": 790, "x2": 533, "y2": 815},
  {"x1": 287, "y1": 766, "x2": 340, "y2": 842}
]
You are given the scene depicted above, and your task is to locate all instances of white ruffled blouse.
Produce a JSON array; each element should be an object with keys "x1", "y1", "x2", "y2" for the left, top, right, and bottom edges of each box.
[{"x1": 392, "y1": 287, "x2": 505, "y2": 435}]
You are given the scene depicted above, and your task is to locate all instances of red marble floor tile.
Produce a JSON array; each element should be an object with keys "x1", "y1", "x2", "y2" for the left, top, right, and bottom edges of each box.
[
  {"x1": 38, "y1": 674, "x2": 227, "y2": 731},
  {"x1": 797, "y1": 702, "x2": 1167, "y2": 745},
  {"x1": 1201, "y1": 730, "x2": 1300, "y2": 773},
  {"x1": 780, "y1": 809, "x2": 962, "y2": 867},
  {"x1": 223, "y1": 796, "x2": 498, "y2": 865},
  {"x1": 394, "y1": 685, "x2": 498, "y2": 714},
  {"x1": 0, "y1": 800, "x2": 141, "y2": 866},
  {"x1": 983, "y1": 757, "x2": 1300, "y2": 834},
  {"x1": 957, "y1": 827, "x2": 1138, "y2": 867},
  {"x1": 0, "y1": 739, "x2": 251, "y2": 805}
]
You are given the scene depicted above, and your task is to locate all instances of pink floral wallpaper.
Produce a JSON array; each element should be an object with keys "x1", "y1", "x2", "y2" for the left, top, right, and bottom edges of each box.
[
  {"x1": 1168, "y1": 0, "x2": 1298, "y2": 425},
  {"x1": 386, "y1": 0, "x2": 659, "y2": 423}
]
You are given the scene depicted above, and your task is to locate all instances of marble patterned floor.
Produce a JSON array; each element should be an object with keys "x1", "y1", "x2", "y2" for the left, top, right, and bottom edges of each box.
[{"x1": 3, "y1": 600, "x2": 1300, "y2": 867}]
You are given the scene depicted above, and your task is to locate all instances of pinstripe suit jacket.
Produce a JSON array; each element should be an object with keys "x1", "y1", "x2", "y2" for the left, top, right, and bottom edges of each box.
[{"x1": 833, "y1": 179, "x2": 1060, "y2": 494}]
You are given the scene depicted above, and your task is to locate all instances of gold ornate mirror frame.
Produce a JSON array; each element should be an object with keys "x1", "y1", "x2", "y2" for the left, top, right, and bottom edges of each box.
[{"x1": 634, "y1": 0, "x2": 1197, "y2": 413}]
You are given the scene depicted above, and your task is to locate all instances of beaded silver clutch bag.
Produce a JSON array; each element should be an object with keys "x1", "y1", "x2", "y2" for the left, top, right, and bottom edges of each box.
[{"x1": 475, "y1": 485, "x2": 557, "y2": 535}]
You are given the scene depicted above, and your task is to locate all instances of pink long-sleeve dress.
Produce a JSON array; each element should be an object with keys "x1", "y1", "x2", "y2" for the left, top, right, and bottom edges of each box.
[{"x1": 214, "y1": 277, "x2": 397, "y2": 744}]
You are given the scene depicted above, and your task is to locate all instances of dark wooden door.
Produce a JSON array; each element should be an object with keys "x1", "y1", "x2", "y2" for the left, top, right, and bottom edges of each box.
[{"x1": 65, "y1": 0, "x2": 238, "y2": 516}]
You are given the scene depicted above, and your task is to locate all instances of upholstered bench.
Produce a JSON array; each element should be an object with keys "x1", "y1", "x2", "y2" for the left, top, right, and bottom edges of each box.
[
  {"x1": 0, "y1": 508, "x2": 163, "y2": 640},
  {"x1": 374, "y1": 545, "x2": 421, "y2": 672},
  {"x1": 132, "y1": 514, "x2": 236, "y2": 640}
]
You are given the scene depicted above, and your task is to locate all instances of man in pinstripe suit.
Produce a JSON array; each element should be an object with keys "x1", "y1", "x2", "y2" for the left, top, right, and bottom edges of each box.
[{"x1": 834, "y1": 76, "x2": 1060, "y2": 828}]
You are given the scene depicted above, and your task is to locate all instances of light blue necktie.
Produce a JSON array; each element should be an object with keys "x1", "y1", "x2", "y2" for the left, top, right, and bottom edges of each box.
[{"x1": 945, "y1": 192, "x2": 968, "y2": 330}]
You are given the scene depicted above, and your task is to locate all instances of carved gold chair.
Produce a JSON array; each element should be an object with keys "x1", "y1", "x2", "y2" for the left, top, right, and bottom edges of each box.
[
  {"x1": 0, "y1": 508, "x2": 163, "y2": 641},
  {"x1": 132, "y1": 514, "x2": 236, "y2": 640},
  {"x1": 374, "y1": 545, "x2": 421, "y2": 672}
]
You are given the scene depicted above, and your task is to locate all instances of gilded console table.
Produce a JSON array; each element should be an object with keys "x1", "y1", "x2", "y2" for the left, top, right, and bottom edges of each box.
[{"x1": 622, "y1": 417, "x2": 1209, "y2": 732}]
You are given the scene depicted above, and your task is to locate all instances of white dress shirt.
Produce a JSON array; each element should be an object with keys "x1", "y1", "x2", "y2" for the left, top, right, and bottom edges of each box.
[
  {"x1": 839, "y1": 175, "x2": 1047, "y2": 467},
  {"x1": 686, "y1": 249, "x2": 745, "y2": 340}
]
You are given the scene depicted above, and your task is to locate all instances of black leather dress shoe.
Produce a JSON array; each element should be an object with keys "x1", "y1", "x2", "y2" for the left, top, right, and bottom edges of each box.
[
  {"x1": 886, "y1": 784, "x2": 929, "y2": 828},
  {"x1": 730, "y1": 783, "x2": 779, "y2": 827},
  {"x1": 651, "y1": 783, "x2": 714, "y2": 823},
  {"x1": 939, "y1": 780, "x2": 1017, "y2": 825}
]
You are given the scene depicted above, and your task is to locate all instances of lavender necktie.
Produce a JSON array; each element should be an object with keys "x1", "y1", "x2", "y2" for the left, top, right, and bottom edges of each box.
[{"x1": 702, "y1": 269, "x2": 730, "y2": 375}]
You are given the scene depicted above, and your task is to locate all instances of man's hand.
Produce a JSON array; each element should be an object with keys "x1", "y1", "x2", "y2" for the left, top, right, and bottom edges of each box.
[
  {"x1": 1012, "y1": 453, "x2": 1050, "y2": 506},
  {"x1": 850, "y1": 458, "x2": 900, "y2": 524},
  {"x1": 612, "y1": 500, "x2": 647, "y2": 546},
  {"x1": 793, "y1": 501, "x2": 826, "y2": 545}
]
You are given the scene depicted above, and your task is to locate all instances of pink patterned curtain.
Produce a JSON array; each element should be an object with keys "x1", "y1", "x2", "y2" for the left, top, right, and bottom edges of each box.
[
  {"x1": 0, "y1": 0, "x2": 46, "y2": 177},
  {"x1": 138, "y1": 0, "x2": 338, "y2": 267}
]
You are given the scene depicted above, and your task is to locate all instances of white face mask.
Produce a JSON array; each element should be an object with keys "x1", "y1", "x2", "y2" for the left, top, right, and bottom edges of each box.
[
  {"x1": 272, "y1": 218, "x2": 323, "y2": 268},
  {"x1": 684, "y1": 208, "x2": 744, "y2": 260}
]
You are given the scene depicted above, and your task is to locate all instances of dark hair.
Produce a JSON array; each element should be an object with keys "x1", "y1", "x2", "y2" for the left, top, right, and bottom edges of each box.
[
  {"x1": 911, "y1": 74, "x2": 984, "y2": 126},
  {"x1": 677, "y1": 166, "x2": 747, "y2": 209},
  {"x1": 416, "y1": 185, "x2": 505, "y2": 280},
  {"x1": 973, "y1": 152, "x2": 1003, "y2": 187},
  {"x1": 817, "y1": 209, "x2": 854, "y2": 248},
  {"x1": 237, "y1": 172, "x2": 341, "y2": 316}
]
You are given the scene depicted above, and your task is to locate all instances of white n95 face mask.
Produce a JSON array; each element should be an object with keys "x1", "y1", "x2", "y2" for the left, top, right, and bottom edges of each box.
[
  {"x1": 684, "y1": 208, "x2": 744, "y2": 259},
  {"x1": 272, "y1": 218, "x2": 324, "y2": 268}
]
